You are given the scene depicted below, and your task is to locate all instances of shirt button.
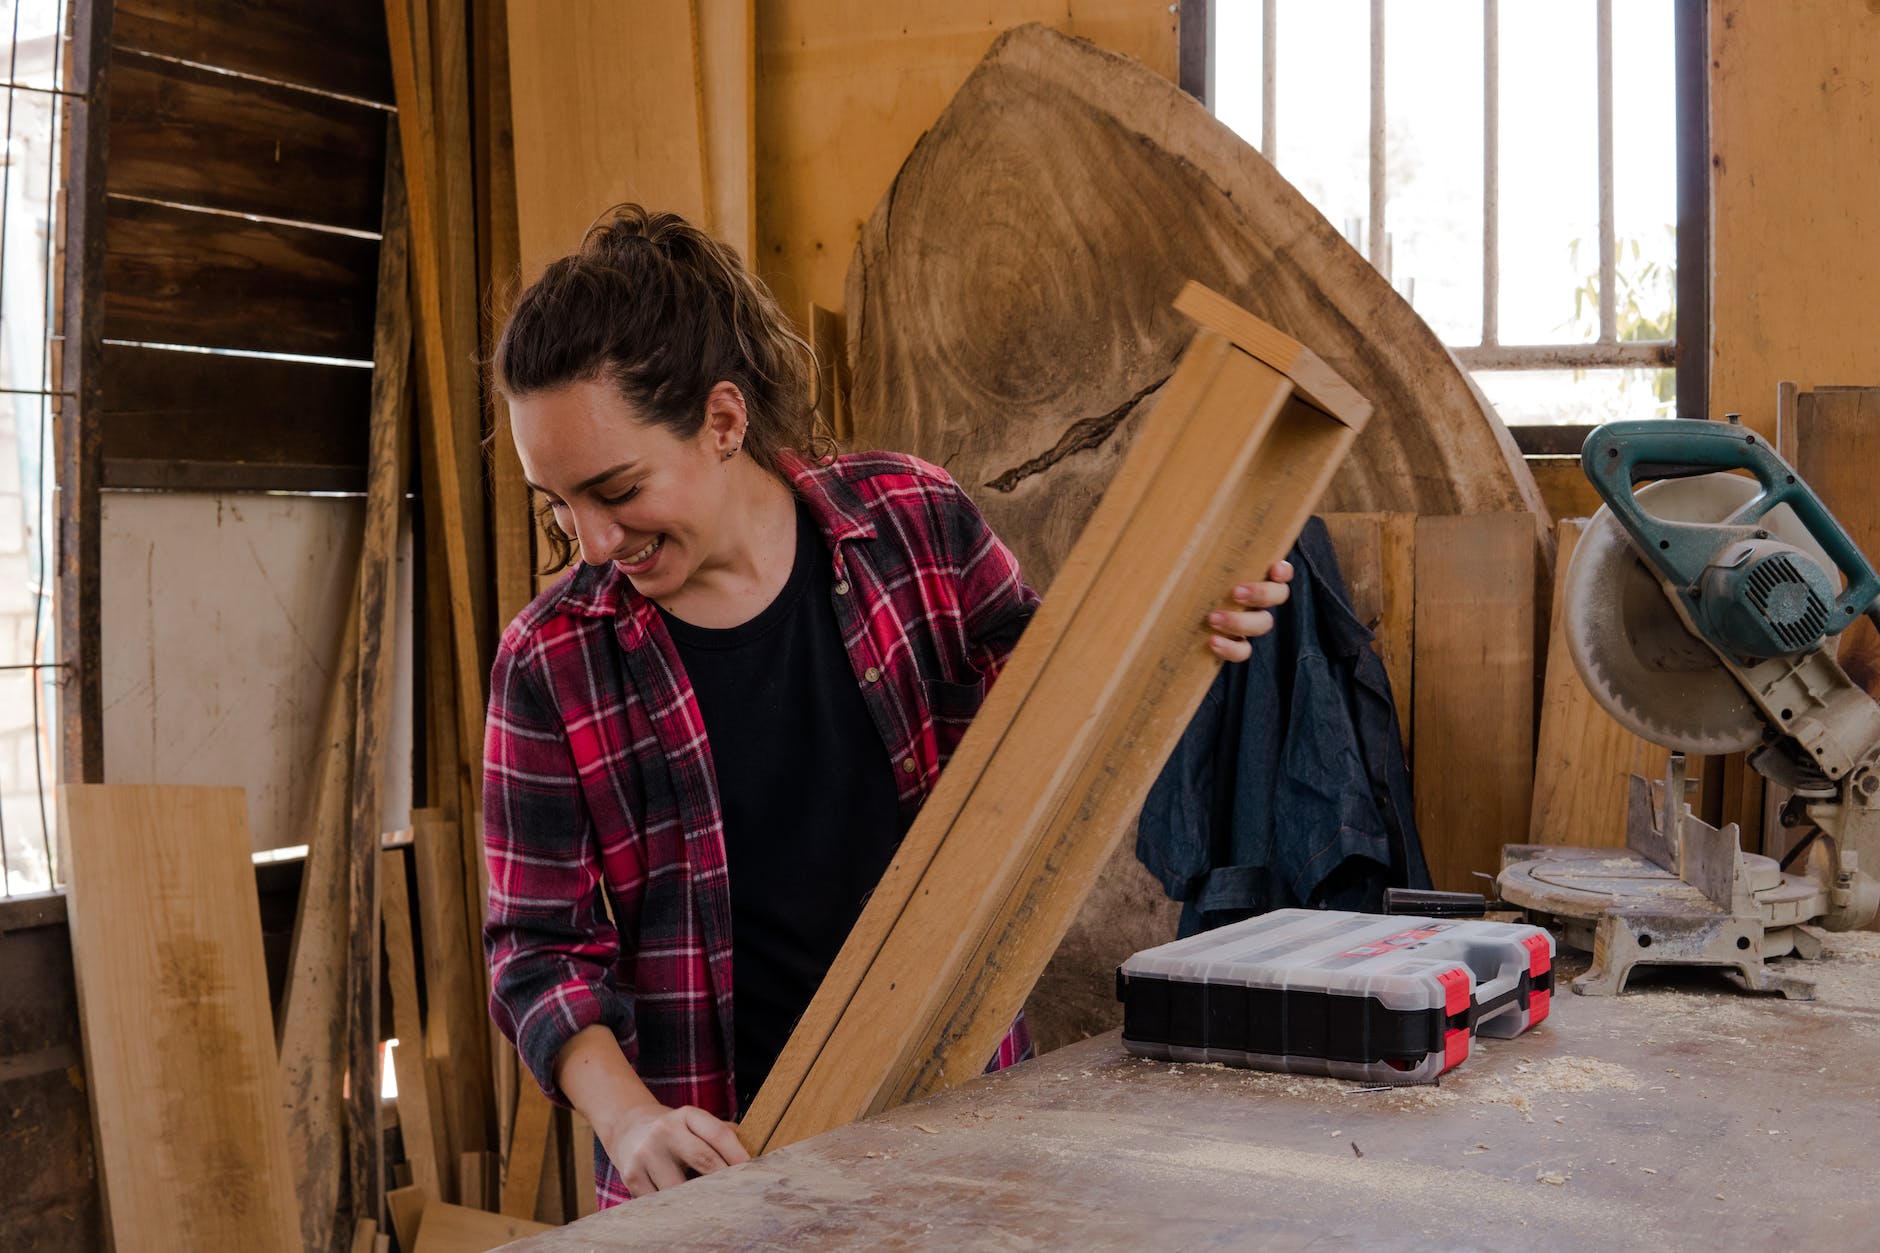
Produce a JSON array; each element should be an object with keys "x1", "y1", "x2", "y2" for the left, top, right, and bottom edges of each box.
[
  {"x1": 834, "y1": 579, "x2": 850, "y2": 595},
  {"x1": 864, "y1": 666, "x2": 881, "y2": 684},
  {"x1": 902, "y1": 757, "x2": 917, "y2": 774}
]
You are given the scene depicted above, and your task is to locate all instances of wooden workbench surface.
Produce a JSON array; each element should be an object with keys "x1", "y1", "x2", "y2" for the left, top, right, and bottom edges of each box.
[{"x1": 507, "y1": 933, "x2": 1880, "y2": 1250}]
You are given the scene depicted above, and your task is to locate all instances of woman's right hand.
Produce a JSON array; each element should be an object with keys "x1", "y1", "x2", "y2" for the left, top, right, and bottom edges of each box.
[{"x1": 599, "y1": 1100, "x2": 751, "y2": 1197}]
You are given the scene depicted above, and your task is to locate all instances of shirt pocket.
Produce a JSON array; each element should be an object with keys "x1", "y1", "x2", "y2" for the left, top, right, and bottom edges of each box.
[{"x1": 922, "y1": 677, "x2": 988, "y2": 727}]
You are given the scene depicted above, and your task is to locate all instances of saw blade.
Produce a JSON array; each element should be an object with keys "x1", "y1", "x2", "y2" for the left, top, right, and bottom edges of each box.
[{"x1": 1563, "y1": 473, "x2": 1839, "y2": 756}]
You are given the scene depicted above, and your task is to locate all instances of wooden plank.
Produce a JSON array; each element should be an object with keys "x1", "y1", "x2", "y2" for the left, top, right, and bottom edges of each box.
[
  {"x1": 389, "y1": 1184, "x2": 426, "y2": 1251},
  {"x1": 752, "y1": 290, "x2": 1367, "y2": 1149},
  {"x1": 506, "y1": 0, "x2": 709, "y2": 278},
  {"x1": 1527, "y1": 455, "x2": 1608, "y2": 523},
  {"x1": 412, "y1": 808, "x2": 490, "y2": 1186},
  {"x1": 114, "y1": 0, "x2": 394, "y2": 103},
  {"x1": 347, "y1": 134, "x2": 414, "y2": 1232},
  {"x1": 102, "y1": 343, "x2": 372, "y2": 491},
  {"x1": 103, "y1": 195, "x2": 379, "y2": 359},
  {"x1": 106, "y1": 47, "x2": 387, "y2": 232},
  {"x1": 384, "y1": 848, "x2": 448, "y2": 1201},
  {"x1": 570, "y1": 1113, "x2": 598, "y2": 1218},
  {"x1": 458, "y1": 1151, "x2": 487, "y2": 1212},
  {"x1": 755, "y1": 0, "x2": 1178, "y2": 320},
  {"x1": 500, "y1": 1082, "x2": 554, "y2": 1220},
  {"x1": 698, "y1": 0, "x2": 755, "y2": 259},
  {"x1": 58, "y1": 0, "x2": 109, "y2": 785},
  {"x1": 474, "y1": 0, "x2": 535, "y2": 629},
  {"x1": 809, "y1": 303, "x2": 848, "y2": 444},
  {"x1": 60, "y1": 785, "x2": 302, "y2": 1251},
  {"x1": 1319, "y1": 512, "x2": 1416, "y2": 748},
  {"x1": 1528, "y1": 519, "x2": 1670, "y2": 848},
  {"x1": 278, "y1": 582, "x2": 360, "y2": 1253},
  {"x1": 411, "y1": 1201, "x2": 550, "y2": 1253},
  {"x1": 352, "y1": 1217, "x2": 380, "y2": 1253},
  {"x1": 1794, "y1": 388, "x2": 1880, "y2": 697},
  {"x1": 430, "y1": 0, "x2": 496, "y2": 677},
  {"x1": 1413, "y1": 513, "x2": 1537, "y2": 891}
]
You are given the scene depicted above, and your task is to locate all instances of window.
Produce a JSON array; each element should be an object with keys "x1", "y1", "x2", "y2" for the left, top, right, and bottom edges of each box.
[{"x1": 1206, "y1": 0, "x2": 1703, "y2": 452}]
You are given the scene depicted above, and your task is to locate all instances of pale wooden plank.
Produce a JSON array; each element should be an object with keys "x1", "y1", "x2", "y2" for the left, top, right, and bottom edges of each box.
[
  {"x1": 352, "y1": 1217, "x2": 379, "y2": 1253},
  {"x1": 698, "y1": 0, "x2": 755, "y2": 259},
  {"x1": 1319, "y1": 512, "x2": 1415, "y2": 748},
  {"x1": 412, "y1": 807, "x2": 490, "y2": 1187},
  {"x1": 570, "y1": 1113, "x2": 599, "y2": 1218},
  {"x1": 278, "y1": 581, "x2": 359, "y2": 1253},
  {"x1": 412, "y1": 1201, "x2": 551, "y2": 1253},
  {"x1": 1528, "y1": 519, "x2": 1670, "y2": 848},
  {"x1": 61, "y1": 785, "x2": 302, "y2": 1252},
  {"x1": 384, "y1": 848, "x2": 448, "y2": 1201},
  {"x1": 501, "y1": 1082, "x2": 554, "y2": 1219},
  {"x1": 506, "y1": 0, "x2": 709, "y2": 278},
  {"x1": 388, "y1": 1183, "x2": 427, "y2": 1253},
  {"x1": 1412, "y1": 513, "x2": 1537, "y2": 891}
]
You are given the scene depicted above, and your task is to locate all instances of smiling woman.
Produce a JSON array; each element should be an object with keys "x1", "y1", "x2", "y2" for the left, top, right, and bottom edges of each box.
[{"x1": 480, "y1": 204, "x2": 1294, "y2": 1209}]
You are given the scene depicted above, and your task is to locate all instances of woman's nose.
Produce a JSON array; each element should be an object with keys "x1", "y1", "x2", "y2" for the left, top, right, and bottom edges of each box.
[{"x1": 570, "y1": 506, "x2": 622, "y2": 566}]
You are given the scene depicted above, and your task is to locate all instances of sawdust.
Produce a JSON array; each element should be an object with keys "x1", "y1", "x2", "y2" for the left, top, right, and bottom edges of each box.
[{"x1": 1133, "y1": 1059, "x2": 1457, "y2": 1109}]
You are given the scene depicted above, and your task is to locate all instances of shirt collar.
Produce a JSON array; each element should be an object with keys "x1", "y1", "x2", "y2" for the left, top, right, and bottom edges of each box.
[{"x1": 551, "y1": 449, "x2": 875, "y2": 623}]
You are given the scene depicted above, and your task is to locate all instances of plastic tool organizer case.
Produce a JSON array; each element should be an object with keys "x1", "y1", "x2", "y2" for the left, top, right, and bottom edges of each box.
[{"x1": 1117, "y1": 909, "x2": 1554, "y2": 1083}]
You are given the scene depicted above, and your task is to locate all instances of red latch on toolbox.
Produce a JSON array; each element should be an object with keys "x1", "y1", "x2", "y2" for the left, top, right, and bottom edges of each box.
[{"x1": 1436, "y1": 966, "x2": 1471, "y2": 1018}]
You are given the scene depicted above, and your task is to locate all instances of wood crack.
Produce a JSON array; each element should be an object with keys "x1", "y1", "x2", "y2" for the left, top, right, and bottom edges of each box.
[{"x1": 983, "y1": 372, "x2": 1169, "y2": 493}]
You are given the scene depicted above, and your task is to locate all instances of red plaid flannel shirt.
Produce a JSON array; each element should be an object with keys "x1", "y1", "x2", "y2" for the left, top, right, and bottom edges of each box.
[{"x1": 483, "y1": 451, "x2": 1040, "y2": 1206}]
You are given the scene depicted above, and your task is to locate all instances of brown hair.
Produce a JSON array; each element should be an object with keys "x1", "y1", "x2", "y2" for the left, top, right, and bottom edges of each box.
[{"x1": 495, "y1": 205, "x2": 821, "y2": 570}]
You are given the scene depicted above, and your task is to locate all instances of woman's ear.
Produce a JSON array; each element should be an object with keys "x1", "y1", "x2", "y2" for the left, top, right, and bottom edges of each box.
[{"x1": 703, "y1": 381, "x2": 749, "y2": 455}]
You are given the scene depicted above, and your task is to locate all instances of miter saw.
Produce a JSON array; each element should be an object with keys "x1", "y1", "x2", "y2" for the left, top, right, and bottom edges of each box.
[{"x1": 1499, "y1": 415, "x2": 1880, "y2": 998}]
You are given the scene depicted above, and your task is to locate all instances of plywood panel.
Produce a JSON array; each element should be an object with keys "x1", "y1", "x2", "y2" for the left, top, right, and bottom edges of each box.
[
  {"x1": 1711, "y1": 1, "x2": 1880, "y2": 441},
  {"x1": 115, "y1": 0, "x2": 394, "y2": 103},
  {"x1": 60, "y1": 785, "x2": 301, "y2": 1251},
  {"x1": 755, "y1": 0, "x2": 1178, "y2": 321},
  {"x1": 99, "y1": 493, "x2": 414, "y2": 852},
  {"x1": 1412, "y1": 513, "x2": 1537, "y2": 892},
  {"x1": 103, "y1": 196, "x2": 379, "y2": 359},
  {"x1": 1793, "y1": 388, "x2": 1880, "y2": 696},
  {"x1": 107, "y1": 48, "x2": 387, "y2": 232},
  {"x1": 506, "y1": 0, "x2": 709, "y2": 278},
  {"x1": 1529, "y1": 519, "x2": 1671, "y2": 848}
]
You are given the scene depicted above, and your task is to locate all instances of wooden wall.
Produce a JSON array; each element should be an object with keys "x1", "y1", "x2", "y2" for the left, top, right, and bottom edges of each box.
[{"x1": 1710, "y1": 0, "x2": 1880, "y2": 440}]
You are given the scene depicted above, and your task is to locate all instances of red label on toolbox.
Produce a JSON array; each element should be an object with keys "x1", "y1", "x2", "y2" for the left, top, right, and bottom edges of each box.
[
  {"x1": 1335, "y1": 924, "x2": 1455, "y2": 960},
  {"x1": 1521, "y1": 932, "x2": 1552, "y2": 977},
  {"x1": 1442, "y1": 1028, "x2": 1470, "y2": 1073}
]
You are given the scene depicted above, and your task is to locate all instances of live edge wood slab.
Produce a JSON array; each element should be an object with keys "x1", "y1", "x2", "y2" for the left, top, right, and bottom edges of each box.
[
  {"x1": 503, "y1": 935, "x2": 1880, "y2": 1250},
  {"x1": 738, "y1": 284, "x2": 1370, "y2": 1153}
]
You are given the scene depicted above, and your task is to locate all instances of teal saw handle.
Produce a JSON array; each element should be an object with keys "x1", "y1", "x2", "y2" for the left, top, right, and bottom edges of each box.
[{"x1": 1581, "y1": 419, "x2": 1880, "y2": 627}]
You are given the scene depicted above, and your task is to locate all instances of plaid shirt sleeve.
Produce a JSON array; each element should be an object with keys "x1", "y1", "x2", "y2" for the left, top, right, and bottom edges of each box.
[
  {"x1": 941, "y1": 474, "x2": 1041, "y2": 681},
  {"x1": 483, "y1": 633, "x2": 636, "y2": 1106}
]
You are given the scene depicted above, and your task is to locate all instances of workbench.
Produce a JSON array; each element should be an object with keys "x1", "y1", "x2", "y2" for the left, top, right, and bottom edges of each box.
[{"x1": 506, "y1": 932, "x2": 1880, "y2": 1250}]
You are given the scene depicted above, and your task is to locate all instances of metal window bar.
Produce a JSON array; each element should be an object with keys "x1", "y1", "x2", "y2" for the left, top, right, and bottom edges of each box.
[
  {"x1": 0, "y1": 0, "x2": 71, "y2": 897},
  {"x1": 1258, "y1": 0, "x2": 1675, "y2": 377}
]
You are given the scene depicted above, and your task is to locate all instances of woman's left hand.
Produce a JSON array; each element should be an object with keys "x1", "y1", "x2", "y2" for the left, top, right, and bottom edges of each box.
[{"x1": 1206, "y1": 560, "x2": 1293, "y2": 663}]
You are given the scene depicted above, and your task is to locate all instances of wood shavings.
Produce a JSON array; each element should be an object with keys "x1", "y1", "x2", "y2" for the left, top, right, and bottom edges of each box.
[
  {"x1": 913, "y1": 1124, "x2": 939, "y2": 1134},
  {"x1": 1536, "y1": 1170, "x2": 1568, "y2": 1186}
]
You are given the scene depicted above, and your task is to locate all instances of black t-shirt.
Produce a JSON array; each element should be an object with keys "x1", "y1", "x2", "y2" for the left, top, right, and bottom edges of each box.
[{"x1": 660, "y1": 501, "x2": 905, "y2": 1113}]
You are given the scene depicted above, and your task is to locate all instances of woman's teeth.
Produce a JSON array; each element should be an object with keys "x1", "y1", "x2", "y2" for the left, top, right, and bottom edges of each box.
[{"x1": 625, "y1": 536, "x2": 662, "y2": 565}]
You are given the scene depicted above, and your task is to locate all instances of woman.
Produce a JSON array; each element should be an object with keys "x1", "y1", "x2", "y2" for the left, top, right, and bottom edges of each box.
[{"x1": 483, "y1": 206, "x2": 1293, "y2": 1205}]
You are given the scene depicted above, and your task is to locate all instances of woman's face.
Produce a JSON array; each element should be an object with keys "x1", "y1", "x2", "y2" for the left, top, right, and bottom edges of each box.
[{"x1": 508, "y1": 377, "x2": 743, "y2": 601}]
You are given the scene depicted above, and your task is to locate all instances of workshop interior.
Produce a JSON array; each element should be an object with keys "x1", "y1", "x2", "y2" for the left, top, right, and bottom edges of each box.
[{"x1": 3, "y1": 1, "x2": 1877, "y2": 1250}]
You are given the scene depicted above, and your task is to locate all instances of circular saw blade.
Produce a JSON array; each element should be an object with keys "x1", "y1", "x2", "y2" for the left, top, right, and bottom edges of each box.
[{"x1": 1564, "y1": 473, "x2": 1838, "y2": 755}]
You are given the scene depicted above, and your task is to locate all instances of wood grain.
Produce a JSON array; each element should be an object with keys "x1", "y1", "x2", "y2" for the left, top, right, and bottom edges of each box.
[
  {"x1": 846, "y1": 24, "x2": 1549, "y2": 598},
  {"x1": 1413, "y1": 513, "x2": 1538, "y2": 891},
  {"x1": 1319, "y1": 512, "x2": 1416, "y2": 749},
  {"x1": 754, "y1": 0, "x2": 1177, "y2": 320},
  {"x1": 1793, "y1": 388, "x2": 1880, "y2": 697},
  {"x1": 412, "y1": 807, "x2": 490, "y2": 1184},
  {"x1": 384, "y1": 848, "x2": 447, "y2": 1201},
  {"x1": 1529, "y1": 519, "x2": 1670, "y2": 848},
  {"x1": 698, "y1": 0, "x2": 756, "y2": 260},
  {"x1": 506, "y1": 0, "x2": 709, "y2": 277},
  {"x1": 103, "y1": 195, "x2": 379, "y2": 359},
  {"x1": 114, "y1": 0, "x2": 394, "y2": 103},
  {"x1": 106, "y1": 47, "x2": 387, "y2": 232},
  {"x1": 61, "y1": 785, "x2": 301, "y2": 1252},
  {"x1": 501, "y1": 1083, "x2": 554, "y2": 1220},
  {"x1": 388, "y1": 1183, "x2": 426, "y2": 1253}
]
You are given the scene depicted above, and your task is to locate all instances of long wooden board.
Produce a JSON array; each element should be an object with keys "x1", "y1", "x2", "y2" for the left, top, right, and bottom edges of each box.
[
  {"x1": 411, "y1": 1201, "x2": 550, "y2": 1253},
  {"x1": 746, "y1": 284, "x2": 1369, "y2": 1150},
  {"x1": 115, "y1": 0, "x2": 395, "y2": 103},
  {"x1": 61, "y1": 785, "x2": 301, "y2": 1252},
  {"x1": 1413, "y1": 513, "x2": 1537, "y2": 891},
  {"x1": 1529, "y1": 519, "x2": 1670, "y2": 848}
]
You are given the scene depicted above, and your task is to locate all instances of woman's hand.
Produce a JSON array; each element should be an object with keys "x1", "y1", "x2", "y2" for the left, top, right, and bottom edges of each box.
[
  {"x1": 1205, "y1": 560, "x2": 1293, "y2": 663},
  {"x1": 599, "y1": 1099, "x2": 751, "y2": 1198}
]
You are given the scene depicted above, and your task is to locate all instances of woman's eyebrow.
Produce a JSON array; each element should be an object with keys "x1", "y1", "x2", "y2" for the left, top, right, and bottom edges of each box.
[{"x1": 524, "y1": 460, "x2": 639, "y2": 496}]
